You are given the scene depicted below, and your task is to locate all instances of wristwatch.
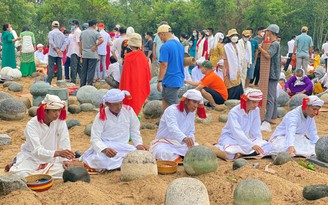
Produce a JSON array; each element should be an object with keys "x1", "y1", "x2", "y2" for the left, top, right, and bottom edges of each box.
[{"x1": 157, "y1": 80, "x2": 162, "y2": 83}]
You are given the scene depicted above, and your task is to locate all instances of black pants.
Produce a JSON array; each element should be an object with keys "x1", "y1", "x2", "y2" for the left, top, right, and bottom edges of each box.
[
  {"x1": 204, "y1": 87, "x2": 225, "y2": 104},
  {"x1": 284, "y1": 53, "x2": 292, "y2": 71},
  {"x1": 250, "y1": 57, "x2": 260, "y2": 85}
]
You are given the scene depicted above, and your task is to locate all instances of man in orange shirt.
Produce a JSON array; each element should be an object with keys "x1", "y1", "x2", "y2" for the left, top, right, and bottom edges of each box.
[{"x1": 185, "y1": 60, "x2": 228, "y2": 108}]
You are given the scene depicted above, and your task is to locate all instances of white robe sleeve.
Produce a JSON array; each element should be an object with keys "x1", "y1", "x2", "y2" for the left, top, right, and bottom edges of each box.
[
  {"x1": 285, "y1": 115, "x2": 299, "y2": 147},
  {"x1": 187, "y1": 119, "x2": 195, "y2": 141},
  {"x1": 305, "y1": 119, "x2": 320, "y2": 144},
  {"x1": 25, "y1": 122, "x2": 55, "y2": 162},
  {"x1": 249, "y1": 109, "x2": 263, "y2": 142},
  {"x1": 57, "y1": 121, "x2": 71, "y2": 150},
  {"x1": 90, "y1": 114, "x2": 107, "y2": 154},
  {"x1": 163, "y1": 108, "x2": 187, "y2": 143},
  {"x1": 129, "y1": 109, "x2": 143, "y2": 146}
]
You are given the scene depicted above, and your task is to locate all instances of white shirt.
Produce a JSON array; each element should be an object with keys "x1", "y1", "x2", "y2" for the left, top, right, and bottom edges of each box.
[
  {"x1": 97, "y1": 29, "x2": 110, "y2": 55},
  {"x1": 70, "y1": 27, "x2": 81, "y2": 56},
  {"x1": 35, "y1": 50, "x2": 47, "y2": 64},
  {"x1": 156, "y1": 105, "x2": 195, "y2": 143},
  {"x1": 207, "y1": 35, "x2": 214, "y2": 54},
  {"x1": 184, "y1": 66, "x2": 192, "y2": 81},
  {"x1": 112, "y1": 36, "x2": 127, "y2": 64},
  {"x1": 66, "y1": 34, "x2": 73, "y2": 57},
  {"x1": 191, "y1": 66, "x2": 205, "y2": 82},
  {"x1": 107, "y1": 62, "x2": 120, "y2": 82},
  {"x1": 322, "y1": 42, "x2": 328, "y2": 59},
  {"x1": 270, "y1": 106, "x2": 319, "y2": 147},
  {"x1": 90, "y1": 106, "x2": 142, "y2": 154},
  {"x1": 219, "y1": 105, "x2": 262, "y2": 149},
  {"x1": 288, "y1": 39, "x2": 295, "y2": 54}
]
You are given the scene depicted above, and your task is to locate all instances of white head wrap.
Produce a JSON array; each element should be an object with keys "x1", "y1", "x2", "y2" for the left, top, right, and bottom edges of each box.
[
  {"x1": 244, "y1": 88, "x2": 263, "y2": 101},
  {"x1": 126, "y1": 27, "x2": 135, "y2": 38},
  {"x1": 307, "y1": 96, "x2": 324, "y2": 107},
  {"x1": 42, "y1": 94, "x2": 65, "y2": 109},
  {"x1": 101, "y1": 89, "x2": 131, "y2": 104},
  {"x1": 217, "y1": 59, "x2": 224, "y2": 66},
  {"x1": 196, "y1": 57, "x2": 206, "y2": 65},
  {"x1": 182, "y1": 89, "x2": 203, "y2": 104},
  {"x1": 37, "y1": 44, "x2": 44, "y2": 48}
]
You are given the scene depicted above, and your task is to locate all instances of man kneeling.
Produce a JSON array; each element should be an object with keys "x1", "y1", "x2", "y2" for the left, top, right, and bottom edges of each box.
[
  {"x1": 9, "y1": 94, "x2": 74, "y2": 178},
  {"x1": 81, "y1": 89, "x2": 147, "y2": 171},
  {"x1": 150, "y1": 89, "x2": 206, "y2": 162}
]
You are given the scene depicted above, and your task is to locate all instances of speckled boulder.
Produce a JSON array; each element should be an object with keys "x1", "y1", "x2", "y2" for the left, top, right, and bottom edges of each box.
[
  {"x1": 66, "y1": 119, "x2": 81, "y2": 129},
  {"x1": 303, "y1": 185, "x2": 328, "y2": 200},
  {"x1": 63, "y1": 166, "x2": 90, "y2": 183},
  {"x1": 3, "y1": 81, "x2": 14, "y2": 87},
  {"x1": 7, "y1": 69, "x2": 22, "y2": 80},
  {"x1": 0, "y1": 175, "x2": 29, "y2": 196},
  {"x1": 143, "y1": 100, "x2": 162, "y2": 119},
  {"x1": 68, "y1": 104, "x2": 81, "y2": 114},
  {"x1": 84, "y1": 124, "x2": 93, "y2": 136},
  {"x1": 76, "y1": 85, "x2": 98, "y2": 104},
  {"x1": 28, "y1": 106, "x2": 38, "y2": 117},
  {"x1": 120, "y1": 150, "x2": 157, "y2": 181},
  {"x1": 225, "y1": 99, "x2": 240, "y2": 110},
  {"x1": 277, "y1": 107, "x2": 287, "y2": 118},
  {"x1": 218, "y1": 114, "x2": 228, "y2": 123},
  {"x1": 91, "y1": 89, "x2": 108, "y2": 108},
  {"x1": 8, "y1": 82, "x2": 23, "y2": 92},
  {"x1": 277, "y1": 90, "x2": 290, "y2": 107},
  {"x1": 233, "y1": 158, "x2": 249, "y2": 170},
  {"x1": 315, "y1": 136, "x2": 328, "y2": 163},
  {"x1": 165, "y1": 177, "x2": 210, "y2": 205},
  {"x1": 289, "y1": 94, "x2": 307, "y2": 110},
  {"x1": 234, "y1": 179, "x2": 272, "y2": 205},
  {"x1": 0, "y1": 98, "x2": 26, "y2": 120},
  {"x1": 29, "y1": 81, "x2": 51, "y2": 96},
  {"x1": 0, "y1": 92, "x2": 14, "y2": 102},
  {"x1": 148, "y1": 83, "x2": 162, "y2": 101},
  {"x1": 272, "y1": 152, "x2": 292, "y2": 165},
  {"x1": 80, "y1": 103, "x2": 95, "y2": 112}
]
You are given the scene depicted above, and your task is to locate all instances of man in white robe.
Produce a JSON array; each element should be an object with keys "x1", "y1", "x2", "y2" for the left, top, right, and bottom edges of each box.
[
  {"x1": 214, "y1": 88, "x2": 272, "y2": 159},
  {"x1": 269, "y1": 95, "x2": 324, "y2": 157},
  {"x1": 191, "y1": 57, "x2": 205, "y2": 82},
  {"x1": 9, "y1": 94, "x2": 74, "y2": 179},
  {"x1": 150, "y1": 89, "x2": 206, "y2": 162},
  {"x1": 81, "y1": 89, "x2": 147, "y2": 171}
]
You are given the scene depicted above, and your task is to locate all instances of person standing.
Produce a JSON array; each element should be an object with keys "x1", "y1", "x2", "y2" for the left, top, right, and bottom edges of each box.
[
  {"x1": 47, "y1": 21, "x2": 66, "y2": 84},
  {"x1": 156, "y1": 24, "x2": 185, "y2": 111},
  {"x1": 95, "y1": 22, "x2": 110, "y2": 81},
  {"x1": 293, "y1": 26, "x2": 313, "y2": 72},
  {"x1": 207, "y1": 28, "x2": 214, "y2": 57},
  {"x1": 1, "y1": 24, "x2": 21, "y2": 68},
  {"x1": 79, "y1": 19, "x2": 103, "y2": 86},
  {"x1": 188, "y1": 30, "x2": 199, "y2": 58},
  {"x1": 250, "y1": 27, "x2": 265, "y2": 86},
  {"x1": 209, "y1": 32, "x2": 224, "y2": 68},
  {"x1": 19, "y1": 26, "x2": 36, "y2": 76},
  {"x1": 144, "y1": 31, "x2": 153, "y2": 62},
  {"x1": 196, "y1": 30, "x2": 208, "y2": 60},
  {"x1": 245, "y1": 28, "x2": 259, "y2": 88},
  {"x1": 321, "y1": 37, "x2": 328, "y2": 69},
  {"x1": 238, "y1": 30, "x2": 252, "y2": 88},
  {"x1": 69, "y1": 19, "x2": 82, "y2": 84},
  {"x1": 284, "y1": 35, "x2": 296, "y2": 71}
]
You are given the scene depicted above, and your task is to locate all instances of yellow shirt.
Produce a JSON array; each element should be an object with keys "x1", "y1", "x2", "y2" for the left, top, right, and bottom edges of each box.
[{"x1": 314, "y1": 54, "x2": 320, "y2": 69}]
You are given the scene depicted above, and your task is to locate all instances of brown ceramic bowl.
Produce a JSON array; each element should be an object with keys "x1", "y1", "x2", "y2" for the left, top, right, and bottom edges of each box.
[{"x1": 157, "y1": 160, "x2": 178, "y2": 175}]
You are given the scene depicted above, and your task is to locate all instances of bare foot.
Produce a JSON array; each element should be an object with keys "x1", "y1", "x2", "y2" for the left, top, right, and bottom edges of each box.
[
  {"x1": 234, "y1": 153, "x2": 243, "y2": 159},
  {"x1": 62, "y1": 159, "x2": 83, "y2": 169},
  {"x1": 203, "y1": 142, "x2": 227, "y2": 160}
]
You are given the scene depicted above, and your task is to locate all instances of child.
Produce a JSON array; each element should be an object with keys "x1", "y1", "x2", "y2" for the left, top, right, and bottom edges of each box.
[
  {"x1": 312, "y1": 48, "x2": 321, "y2": 70},
  {"x1": 105, "y1": 56, "x2": 120, "y2": 88}
]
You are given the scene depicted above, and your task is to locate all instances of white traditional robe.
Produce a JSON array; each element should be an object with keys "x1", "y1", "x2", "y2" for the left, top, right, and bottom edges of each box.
[
  {"x1": 184, "y1": 66, "x2": 192, "y2": 81},
  {"x1": 269, "y1": 106, "x2": 319, "y2": 157},
  {"x1": 9, "y1": 117, "x2": 71, "y2": 179},
  {"x1": 82, "y1": 105, "x2": 143, "y2": 170},
  {"x1": 238, "y1": 39, "x2": 252, "y2": 87},
  {"x1": 191, "y1": 66, "x2": 204, "y2": 82},
  {"x1": 150, "y1": 105, "x2": 196, "y2": 161},
  {"x1": 215, "y1": 105, "x2": 272, "y2": 159}
]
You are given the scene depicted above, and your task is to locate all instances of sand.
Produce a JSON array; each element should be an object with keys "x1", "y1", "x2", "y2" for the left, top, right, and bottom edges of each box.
[{"x1": 1, "y1": 77, "x2": 328, "y2": 205}]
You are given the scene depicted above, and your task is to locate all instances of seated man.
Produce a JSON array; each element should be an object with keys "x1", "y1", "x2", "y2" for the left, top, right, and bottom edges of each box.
[
  {"x1": 214, "y1": 88, "x2": 272, "y2": 159},
  {"x1": 185, "y1": 60, "x2": 228, "y2": 108},
  {"x1": 269, "y1": 95, "x2": 323, "y2": 157},
  {"x1": 285, "y1": 68, "x2": 313, "y2": 96},
  {"x1": 9, "y1": 94, "x2": 74, "y2": 178},
  {"x1": 81, "y1": 89, "x2": 147, "y2": 171},
  {"x1": 34, "y1": 43, "x2": 48, "y2": 67},
  {"x1": 105, "y1": 56, "x2": 120, "y2": 88},
  {"x1": 150, "y1": 89, "x2": 206, "y2": 162},
  {"x1": 312, "y1": 66, "x2": 328, "y2": 94}
]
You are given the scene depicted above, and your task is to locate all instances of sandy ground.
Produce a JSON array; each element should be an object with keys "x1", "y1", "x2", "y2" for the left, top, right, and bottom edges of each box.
[{"x1": 1, "y1": 77, "x2": 328, "y2": 204}]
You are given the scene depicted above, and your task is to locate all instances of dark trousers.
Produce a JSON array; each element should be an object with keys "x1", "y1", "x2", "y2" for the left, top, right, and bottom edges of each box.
[
  {"x1": 47, "y1": 55, "x2": 62, "y2": 84},
  {"x1": 80, "y1": 58, "x2": 97, "y2": 86},
  {"x1": 70, "y1": 54, "x2": 82, "y2": 84},
  {"x1": 64, "y1": 57, "x2": 70, "y2": 80},
  {"x1": 250, "y1": 57, "x2": 260, "y2": 85},
  {"x1": 284, "y1": 53, "x2": 292, "y2": 71},
  {"x1": 204, "y1": 87, "x2": 225, "y2": 104}
]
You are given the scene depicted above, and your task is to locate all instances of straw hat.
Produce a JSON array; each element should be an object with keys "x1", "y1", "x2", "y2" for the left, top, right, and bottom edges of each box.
[
  {"x1": 226, "y1": 29, "x2": 239, "y2": 37},
  {"x1": 184, "y1": 53, "x2": 196, "y2": 67}
]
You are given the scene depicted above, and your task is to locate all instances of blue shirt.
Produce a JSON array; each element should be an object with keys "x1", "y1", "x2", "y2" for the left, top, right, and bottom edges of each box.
[
  {"x1": 294, "y1": 33, "x2": 313, "y2": 58},
  {"x1": 159, "y1": 39, "x2": 184, "y2": 87},
  {"x1": 250, "y1": 39, "x2": 258, "y2": 64},
  {"x1": 48, "y1": 28, "x2": 66, "y2": 57}
]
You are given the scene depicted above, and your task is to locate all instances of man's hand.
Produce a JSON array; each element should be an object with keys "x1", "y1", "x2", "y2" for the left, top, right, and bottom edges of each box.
[
  {"x1": 183, "y1": 137, "x2": 194, "y2": 149},
  {"x1": 287, "y1": 146, "x2": 296, "y2": 155},
  {"x1": 157, "y1": 82, "x2": 162, "y2": 92},
  {"x1": 252, "y1": 145, "x2": 264, "y2": 154},
  {"x1": 102, "y1": 148, "x2": 117, "y2": 158},
  {"x1": 91, "y1": 45, "x2": 97, "y2": 52},
  {"x1": 54, "y1": 149, "x2": 75, "y2": 160},
  {"x1": 136, "y1": 144, "x2": 148, "y2": 151},
  {"x1": 286, "y1": 88, "x2": 291, "y2": 94}
]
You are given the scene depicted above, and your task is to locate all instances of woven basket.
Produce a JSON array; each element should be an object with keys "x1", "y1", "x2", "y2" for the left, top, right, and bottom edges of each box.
[
  {"x1": 157, "y1": 160, "x2": 178, "y2": 175},
  {"x1": 25, "y1": 174, "x2": 53, "y2": 192}
]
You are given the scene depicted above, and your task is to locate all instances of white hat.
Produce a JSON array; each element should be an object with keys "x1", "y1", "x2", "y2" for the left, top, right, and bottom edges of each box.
[
  {"x1": 42, "y1": 94, "x2": 65, "y2": 109},
  {"x1": 217, "y1": 59, "x2": 224, "y2": 66},
  {"x1": 177, "y1": 89, "x2": 206, "y2": 119},
  {"x1": 101, "y1": 89, "x2": 131, "y2": 104},
  {"x1": 37, "y1": 44, "x2": 44, "y2": 48},
  {"x1": 128, "y1": 33, "x2": 142, "y2": 48},
  {"x1": 156, "y1": 24, "x2": 171, "y2": 34},
  {"x1": 240, "y1": 88, "x2": 263, "y2": 111},
  {"x1": 302, "y1": 95, "x2": 324, "y2": 110}
]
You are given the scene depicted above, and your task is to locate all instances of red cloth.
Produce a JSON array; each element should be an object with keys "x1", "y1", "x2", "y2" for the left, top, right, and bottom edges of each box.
[{"x1": 119, "y1": 50, "x2": 151, "y2": 115}]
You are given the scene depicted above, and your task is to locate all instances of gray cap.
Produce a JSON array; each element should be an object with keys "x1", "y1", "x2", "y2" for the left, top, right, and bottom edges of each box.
[
  {"x1": 266, "y1": 24, "x2": 279, "y2": 34},
  {"x1": 157, "y1": 21, "x2": 168, "y2": 26}
]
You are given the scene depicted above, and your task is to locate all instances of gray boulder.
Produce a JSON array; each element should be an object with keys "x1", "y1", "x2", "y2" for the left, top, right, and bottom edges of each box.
[
  {"x1": 143, "y1": 100, "x2": 162, "y2": 119},
  {"x1": 63, "y1": 166, "x2": 90, "y2": 183},
  {"x1": 0, "y1": 92, "x2": 14, "y2": 102},
  {"x1": 80, "y1": 103, "x2": 95, "y2": 112},
  {"x1": 218, "y1": 114, "x2": 228, "y2": 123},
  {"x1": 84, "y1": 124, "x2": 93, "y2": 136},
  {"x1": 56, "y1": 80, "x2": 67, "y2": 87},
  {"x1": 178, "y1": 85, "x2": 194, "y2": 99},
  {"x1": 66, "y1": 119, "x2": 81, "y2": 129},
  {"x1": 47, "y1": 88, "x2": 69, "y2": 101},
  {"x1": 289, "y1": 94, "x2": 307, "y2": 110},
  {"x1": 272, "y1": 152, "x2": 292, "y2": 165},
  {"x1": 68, "y1": 96, "x2": 79, "y2": 105},
  {"x1": 3, "y1": 81, "x2": 14, "y2": 88},
  {"x1": 76, "y1": 85, "x2": 98, "y2": 104},
  {"x1": 8, "y1": 82, "x2": 23, "y2": 92},
  {"x1": 233, "y1": 158, "x2": 249, "y2": 170},
  {"x1": 148, "y1": 83, "x2": 162, "y2": 101},
  {"x1": 277, "y1": 90, "x2": 290, "y2": 107},
  {"x1": 303, "y1": 185, "x2": 328, "y2": 200},
  {"x1": 0, "y1": 134, "x2": 11, "y2": 146},
  {"x1": 315, "y1": 136, "x2": 328, "y2": 163},
  {"x1": 277, "y1": 107, "x2": 287, "y2": 118},
  {"x1": 91, "y1": 89, "x2": 108, "y2": 108},
  {"x1": 28, "y1": 106, "x2": 38, "y2": 117},
  {"x1": 68, "y1": 104, "x2": 81, "y2": 114},
  {"x1": 0, "y1": 175, "x2": 29, "y2": 196},
  {"x1": 29, "y1": 81, "x2": 51, "y2": 96},
  {"x1": 140, "y1": 124, "x2": 156, "y2": 130},
  {"x1": 225, "y1": 99, "x2": 240, "y2": 110},
  {"x1": 20, "y1": 97, "x2": 32, "y2": 109},
  {"x1": 31, "y1": 72, "x2": 42, "y2": 78},
  {"x1": 0, "y1": 98, "x2": 26, "y2": 120},
  {"x1": 195, "y1": 114, "x2": 212, "y2": 124}
]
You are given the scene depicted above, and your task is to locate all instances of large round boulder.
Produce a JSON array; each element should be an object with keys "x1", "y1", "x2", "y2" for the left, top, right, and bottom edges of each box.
[
  {"x1": 224, "y1": 99, "x2": 240, "y2": 110},
  {"x1": 315, "y1": 136, "x2": 328, "y2": 163},
  {"x1": 183, "y1": 145, "x2": 218, "y2": 176},
  {"x1": 76, "y1": 85, "x2": 98, "y2": 104},
  {"x1": 277, "y1": 90, "x2": 290, "y2": 107},
  {"x1": 8, "y1": 82, "x2": 23, "y2": 92},
  {"x1": 0, "y1": 92, "x2": 14, "y2": 102},
  {"x1": 91, "y1": 89, "x2": 108, "y2": 108},
  {"x1": 148, "y1": 83, "x2": 162, "y2": 101},
  {"x1": 7, "y1": 69, "x2": 22, "y2": 80},
  {"x1": 165, "y1": 177, "x2": 210, "y2": 205},
  {"x1": 63, "y1": 166, "x2": 90, "y2": 183},
  {"x1": 80, "y1": 103, "x2": 95, "y2": 112},
  {"x1": 0, "y1": 66, "x2": 12, "y2": 76},
  {"x1": 0, "y1": 98, "x2": 26, "y2": 120},
  {"x1": 29, "y1": 81, "x2": 51, "y2": 96},
  {"x1": 234, "y1": 179, "x2": 272, "y2": 205},
  {"x1": 143, "y1": 100, "x2": 162, "y2": 119},
  {"x1": 289, "y1": 94, "x2": 307, "y2": 110},
  {"x1": 120, "y1": 150, "x2": 157, "y2": 181}
]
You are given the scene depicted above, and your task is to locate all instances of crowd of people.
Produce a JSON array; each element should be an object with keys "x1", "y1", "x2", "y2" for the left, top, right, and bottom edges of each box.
[{"x1": 1, "y1": 20, "x2": 328, "y2": 179}]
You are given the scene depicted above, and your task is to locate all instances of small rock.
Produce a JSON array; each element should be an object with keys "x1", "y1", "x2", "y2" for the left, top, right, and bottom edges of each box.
[
  {"x1": 196, "y1": 114, "x2": 212, "y2": 124},
  {"x1": 320, "y1": 93, "x2": 328, "y2": 104},
  {"x1": 277, "y1": 90, "x2": 290, "y2": 107},
  {"x1": 218, "y1": 114, "x2": 228, "y2": 123},
  {"x1": 233, "y1": 158, "x2": 249, "y2": 170},
  {"x1": 277, "y1": 107, "x2": 287, "y2": 118},
  {"x1": 0, "y1": 98, "x2": 26, "y2": 121},
  {"x1": 80, "y1": 103, "x2": 95, "y2": 112},
  {"x1": 3, "y1": 81, "x2": 14, "y2": 88},
  {"x1": 224, "y1": 100, "x2": 240, "y2": 110},
  {"x1": 47, "y1": 88, "x2": 69, "y2": 101},
  {"x1": 75, "y1": 150, "x2": 83, "y2": 158},
  {"x1": 0, "y1": 134, "x2": 11, "y2": 146},
  {"x1": 28, "y1": 106, "x2": 38, "y2": 117},
  {"x1": 143, "y1": 100, "x2": 162, "y2": 119},
  {"x1": 20, "y1": 97, "x2": 32, "y2": 109},
  {"x1": 272, "y1": 152, "x2": 292, "y2": 165},
  {"x1": 289, "y1": 94, "x2": 307, "y2": 110},
  {"x1": 140, "y1": 124, "x2": 156, "y2": 130},
  {"x1": 68, "y1": 96, "x2": 79, "y2": 105},
  {"x1": 66, "y1": 119, "x2": 81, "y2": 129},
  {"x1": 252, "y1": 163, "x2": 260, "y2": 169},
  {"x1": 84, "y1": 124, "x2": 92, "y2": 136},
  {"x1": 315, "y1": 135, "x2": 328, "y2": 163},
  {"x1": 0, "y1": 175, "x2": 29, "y2": 196},
  {"x1": 303, "y1": 185, "x2": 328, "y2": 200},
  {"x1": 68, "y1": 104, "x2": 81, "y2": 114},
  {"x1": 63, "y1": 166, "x2": 90, "y2": 183},
  {"x1": 8, "y1": 82, "x2": 23, "y2": 92}
]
